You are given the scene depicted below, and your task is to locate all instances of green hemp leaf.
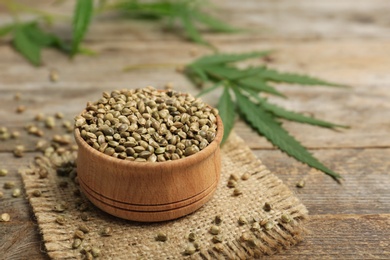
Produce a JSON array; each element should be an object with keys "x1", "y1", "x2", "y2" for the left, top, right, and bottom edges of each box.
[
  {"x1": 0, "y1": 22, "x2": 67, "y2": 65},
  {"x1": 112, "y1": 0, "x2": 239, "y2": 46},
  {"x1": 71, "y1": 0, "x2": 94, "y2": 56},
  {"x1": 184, "y1": 51, "x2": 348, "y2": 182}
]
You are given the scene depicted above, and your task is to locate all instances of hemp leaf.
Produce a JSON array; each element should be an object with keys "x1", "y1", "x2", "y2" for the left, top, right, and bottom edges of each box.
[
  {"x1": 71, "y1": 0, "x2": 94, "y2": 56},
  {"x1": 0, "y1": 0, "x2": 236, "y2": 65},
  {"x1": 0, "y1": 0, "x2": 93, "y2": 65},
  {"x1": 111, "y1": 0, "x2": 239, "y2": 45},
  {"x1": 1, "y1": 22, "x2": 67, "y2": 65},
  {"x1": 185, "y1": 51, "x2": 348, "y2": 181}
]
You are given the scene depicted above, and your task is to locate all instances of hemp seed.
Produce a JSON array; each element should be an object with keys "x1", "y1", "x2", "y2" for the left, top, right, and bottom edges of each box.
[
  {"x1": 155, "y1": 232, "x2": 168, "y2": 242},
  {"x1": 1, "y1": 213, "x2": 11, "y2": 222},
  {"x1": 0, "y1": 169, "x2": 8, "y2": 177},
  {"x1": 12, "y1": 188, "x2": 21, "y2": 197},
  {"x1": 209, "y1": 225, "x2": 220, "y2": 235}
]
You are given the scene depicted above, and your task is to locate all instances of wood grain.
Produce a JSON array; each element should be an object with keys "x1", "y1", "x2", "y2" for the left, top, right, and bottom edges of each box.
[{"x1": 1, "y1": 0, "x2": 389, "y2": 258}]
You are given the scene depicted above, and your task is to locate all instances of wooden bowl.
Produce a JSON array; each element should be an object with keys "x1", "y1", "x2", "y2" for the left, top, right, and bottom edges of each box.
[{"x1": 74, "y1": 116, "x2": 223, "y2": 222}]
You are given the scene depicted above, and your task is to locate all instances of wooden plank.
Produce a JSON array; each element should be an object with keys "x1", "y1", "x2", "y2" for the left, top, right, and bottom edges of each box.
[
  {"x1": 0, "y1": 222, "x2": 49, "y2": 260},
  {"x1": 1, "y1": 40, "x2": 390, "y2": 150},
  {"x1": 253, "y1": 148, "x2": 390, "y2": 215},
  {"x1": 0, "y1": 153, "x2": 48, "y2": 259},
  {"x1": 3, "y1": 0, "x2": 390, "y2": 43},
  {"x1": 0, "y1": 0, "x2": 389, "y2": 258},
  {"x1": 0, "y1": 153, "x2": 39, "y2": 219},
  {"x1": 268, "y1": 214, "x2": 390, "y2": 259}
]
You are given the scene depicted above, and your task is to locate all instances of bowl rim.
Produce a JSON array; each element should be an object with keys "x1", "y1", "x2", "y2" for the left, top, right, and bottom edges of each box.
[{"x1": 74, "y1": 114, "x2": 224, "y2": 171}]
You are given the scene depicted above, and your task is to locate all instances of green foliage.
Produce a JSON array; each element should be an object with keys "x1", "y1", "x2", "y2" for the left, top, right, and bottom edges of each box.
[
  {"x1": 0, "y1": 0, "x2": 236, "y2": 65},
  {"x1": 192, "y1": 51, "x2": 271, "y2": 66},
  {"x1": 184, "y1": 51, "x2": 347, "y2": 181},
  {"x1": 112, "y1": 0, "x2": 239, "y2": 45},
  {"x1": 12, "y1": 25, "x2": 41, "y2": 65},
  {"x1": 71, "y1": 0, "x2": 94, "y2": 56},
  {"x1": 7, "y1": 22, "x2": 67, "y2": 65},
  {"x1": 234, "y1": 89, "x2": 341, "y2": 181},
  {"x1": 218, "y1": 87, "x2": 236, "y2": 144}
]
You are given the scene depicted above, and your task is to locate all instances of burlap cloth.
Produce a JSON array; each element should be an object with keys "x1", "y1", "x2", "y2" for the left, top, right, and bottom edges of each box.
[{"x1": 21, "y1": 132, "x2": 308, "y2": 259}]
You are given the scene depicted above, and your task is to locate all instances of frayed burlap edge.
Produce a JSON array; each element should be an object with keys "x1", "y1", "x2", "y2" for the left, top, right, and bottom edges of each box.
[{"x1": 21, "y1": 132, "x2": 308, "y2": 259}]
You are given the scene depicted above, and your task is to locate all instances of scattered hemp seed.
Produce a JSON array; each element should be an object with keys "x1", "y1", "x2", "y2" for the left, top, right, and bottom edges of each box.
[
  {"x1": 251, "y1": 222, "x2": 261, "y2": 231},
  {"x1": 188, "y1": 232, "x2": 196, "y2": 242},
  {"x1": 1, "y1": 213, "x2": 11, "y2": 222},
  {"x1": 212, "y1": 235, "x2": 223, "y2": 244},
  {"x1": 16, "y1": 105, "x2": 26, "y2": 113},
  {"x1": 263, "y1": 202, "x2": 272, "y2": 212},
  {"x1": 233, "y1": 188, "x2": 243, "y2": 196},
  {"x1": 101, "y1": 226, "x2": 113, "y2": 237},
  {"x1": 78, "y1": 224, "x2": 90, "y2": 233},
  {"x1": 53, "y1": 202, "x2": 67, "y2": 212},
  {"x1": 238, "y1": 216, "x2": 248, "y2": 226},
  {"x1": 13, "y1": 145, "x2": 25, "y2": 157},
  {"x1": 12, "y1": 188, "x2": 21, "y2": 198},
  {"x1": 27, "y1": 125, "x2": 44, "y2": 137},
  {"x1": 55, "y1": 215, "x2": 66, "y2": 225},
  {"x1": 189, "y1": 48, "x2": 199, "y2": 57},
  {"x1": 264, "y1": 221, "x2": 274, "y2": 231},
  {"x1": 80, "y1": 212, "x2": 90, "y2": 221},
  {"x1": 175, "y1": 65, "x2": 185, "y2": 73},
  {"x1": 0, "y1": 169, "x2": 8, "y2": 177},
  {"x1": 84, "y1": 252, "x2": 93, "y2": 260},
  {"x1": 52, "y1": 135, "x2": 71, "y2": 145},
  {"x1": 296, "y1": 179, "x2": 306, "y2": 188},
  {"x1": 14, "y1": 92, "x2": 21, "y2": 100},
  {"x1": 35, "y1": 140, "x2": 48, "y2": 151},
  {"x1": 209, "y1": 225, "x2": 220, "y2": 235},
  {"x1": 55, "y1": 112, "x2": 64, "y2": 119},
  {"x1": 34, "y1": 113, "x2": 45, "y2": 121},
  {"x1": 3, "y1": 181, "x2": 15, "y2": 189},
  {"x1": 260, "y1": 219, "x2": 268, "y2": 227},
  {"x1": 227, "y1": 179, "x2": 237, "y2": 188},
  {"x1": 0, "y1": 130, "x2": 10, "y2": 140},
  {"x1": 45, "y1": 117, "x2": 56, "y2": 129},
  {"x1": 38, "y1": 168, "x2": 49, "y2": 179},
  {"x1": 240, "y1": 232, "x2": 251, "y2": 242},
  {"x1": 32, "y1": 190, "x2": 42, "y2": 197},
  {"x1": 155, "y1": 232, "x2": 168, "y2": 242},
  {"x1": 230, "y1": 173, "x2": 240, "y2": 181},
  {"x1": 91, "y1": 247, "x2": 101, "y2": 258},
  {"x1": 247, "y1": 238, "x2": 257, "y2": 248},
  {"x1": 80, "y1": 245, "x2": 92, "y2": 254},
  {"x1": 214, "y1": 215, "x2": 222, "y2": 225},
  {"x1": 184, "y1": 244, "x2": 196, "y2": 255},
  {"x1": 281, "y1": 214, "x2": 292, "y2": 223},
  {"x1": 213, "y1": 243, "x2": 224, "y2": 252},
  {"x1": 72, "y1": 238, "x2": 82, "y2": 249},
  {"x1": 193, "y1": 241, "x2": 200, "y2": 251},
  {"x1": 74, "y1": 230, "x2": 85, "y2": 240},
  {"x1": 164, "y1": 82, "x2": 174, "y2": 90},
  {"x1": 49, "y1": 69, "x2": 59, "y2": 82},
  {"x1": 11, "y1": 131, "x2": 20, "y2": 139},
  {"x1": 241, "y1": 172, "x2": 251, "y2": 181}
]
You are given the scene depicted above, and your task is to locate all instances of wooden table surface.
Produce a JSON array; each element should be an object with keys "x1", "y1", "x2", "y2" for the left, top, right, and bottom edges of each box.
[{"x1": 1, "y1": 0, "x2": 390, "y2": 259}]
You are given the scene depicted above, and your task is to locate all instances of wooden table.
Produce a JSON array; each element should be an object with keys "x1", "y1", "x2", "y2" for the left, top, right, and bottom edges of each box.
[{"x1": 1, "y1": 0, "x2": 389, "y2": 259}]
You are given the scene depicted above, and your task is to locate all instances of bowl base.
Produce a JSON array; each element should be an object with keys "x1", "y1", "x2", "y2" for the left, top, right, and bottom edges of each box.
[{"x1": 79, "y1": 175, "x2": 219, "y2": 222}]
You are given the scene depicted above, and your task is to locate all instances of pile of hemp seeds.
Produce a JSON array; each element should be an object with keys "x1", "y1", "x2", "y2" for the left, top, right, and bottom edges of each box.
[{"x1": 75, "y1": 86, "x2": 219, "y2": 162}]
